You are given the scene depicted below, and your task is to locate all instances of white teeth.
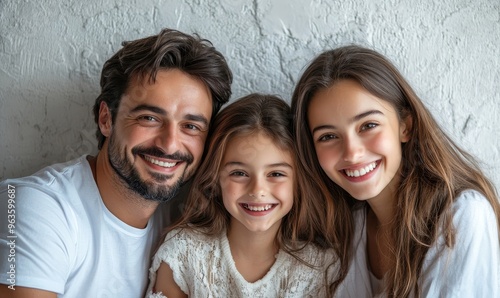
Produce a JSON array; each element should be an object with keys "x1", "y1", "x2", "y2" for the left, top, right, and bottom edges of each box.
[
  {"x1": 243, "y1": 204, "x2": 273, "y2": 212},
  {"x1": 344, "y1": 162, "x2": 377, "y2": 177},
  {"x1": 144, "y1": 156, "x2": 176, "y2": 168}
]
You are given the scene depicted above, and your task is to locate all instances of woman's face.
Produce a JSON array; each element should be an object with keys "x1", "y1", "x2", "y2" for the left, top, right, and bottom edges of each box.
[{"x1": 307, "y1": 79, "x2": 410, "y2": 203}]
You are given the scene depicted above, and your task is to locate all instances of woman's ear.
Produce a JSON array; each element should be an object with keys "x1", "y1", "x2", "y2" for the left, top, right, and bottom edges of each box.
[
  {"x1": 98, "y1": 101, "x2": 113, "y2": 137},
  {"x1": 400, "y1": 115, "x2": 412, "y2": 143}
]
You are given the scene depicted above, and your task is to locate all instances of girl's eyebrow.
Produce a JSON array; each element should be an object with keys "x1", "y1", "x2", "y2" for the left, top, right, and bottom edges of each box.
[
  {"x1": 223, "y1": 161, "x2": 292, "y2": 169},
  {"x1": 311, "y1": 109, "x2": 383, "y2": 134},
  {"x1": 223, "y1": 161, "x2": 245, "y2": 167},
  {"x1": 267, "y1": 162, "x2": 293, "y2": 169}
]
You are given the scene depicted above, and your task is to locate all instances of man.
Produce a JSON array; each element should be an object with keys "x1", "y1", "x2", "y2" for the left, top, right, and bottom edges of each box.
[{"x1": 0, "y1": 28, "x2": 232, "y2": 297}]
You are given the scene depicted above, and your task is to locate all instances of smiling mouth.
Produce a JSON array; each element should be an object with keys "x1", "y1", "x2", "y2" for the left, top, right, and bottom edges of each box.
[
  {"x1": 344, "y1": 161, "x2": 378, "y2": 178},
  {"x1": 242, "y1": 204, "x2": 276, "y2": 212},
  {"x1": 143, "y1": 155, "x2": 178, "y2": 168}
]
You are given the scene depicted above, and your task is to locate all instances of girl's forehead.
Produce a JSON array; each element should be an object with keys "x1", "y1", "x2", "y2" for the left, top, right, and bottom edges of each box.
[{"x1": 223, "y1": 132, "x2": 293, "y2": 163}]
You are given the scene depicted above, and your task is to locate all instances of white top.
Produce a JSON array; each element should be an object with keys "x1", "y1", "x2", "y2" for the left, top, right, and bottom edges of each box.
[
  {"x1": 337, "y1": 190, "x2": 500, "y2": 297},
  {"x1": 0, "y1": 156, "x2": 165, "y2": 297},
  {"x1": 146, "y1": 228, "x2": 337, "y2": 297}
]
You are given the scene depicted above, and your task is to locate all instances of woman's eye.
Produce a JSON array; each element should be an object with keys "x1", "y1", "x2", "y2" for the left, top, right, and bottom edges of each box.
[
  {"x1": 318, "y1": 134, "x2": 336, "y2": 142},
  {"x1": 361, "y1": 122, "x2": 378, "y2": 131}
]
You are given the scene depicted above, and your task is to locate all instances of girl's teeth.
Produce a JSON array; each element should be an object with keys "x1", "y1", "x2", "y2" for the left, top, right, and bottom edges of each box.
[
  {"x1": 244, "y1": 204, "x2": 273, "y2": 211},
  {"x1": 345, "y1": 162, "x2": 377, "y2": 177}
]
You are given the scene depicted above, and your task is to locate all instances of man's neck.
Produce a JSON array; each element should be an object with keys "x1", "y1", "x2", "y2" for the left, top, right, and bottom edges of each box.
[{"x1": 88, "y1": 150, "x2": 159, "y2": 229}]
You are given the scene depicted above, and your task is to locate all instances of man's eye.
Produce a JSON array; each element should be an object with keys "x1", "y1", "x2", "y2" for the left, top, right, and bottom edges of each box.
[
  {"x1": 137, "y1": 116, "x2": 160, "y2": 126},
  {"x1": 184, "y1": 123, "x2": 200, "y2": 131}
]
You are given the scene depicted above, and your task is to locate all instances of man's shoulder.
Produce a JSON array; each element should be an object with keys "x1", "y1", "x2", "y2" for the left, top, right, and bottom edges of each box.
[
  {"x1": 1, "y1": 155, "x2": 92, "y2": 192},
  {"x1": 0, "y1": 155, "x2": 97, "y2": 213}
]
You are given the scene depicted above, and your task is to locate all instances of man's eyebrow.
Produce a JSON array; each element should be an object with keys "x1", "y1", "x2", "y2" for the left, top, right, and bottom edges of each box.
[
  {"x1": 311, "y1": 109, "x2": 384, "y2": 134},
  {"x1": 130, "y1": 104, "x2": 166, "y2": 115},
  {"x1": 185, "y1": 114, "x2": 209, "y2": 126},
  {"x1": 130, "y1": 105, "x2": 209, "y2": 126}
]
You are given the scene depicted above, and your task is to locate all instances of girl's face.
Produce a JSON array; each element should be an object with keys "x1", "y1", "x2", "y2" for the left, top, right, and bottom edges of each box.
[
  {"x1": 307, "y1": 79, "x2": 410, "y2": 203},
  {"x1": 219, "y1": 132, "x2": 294, "y2": 235}
]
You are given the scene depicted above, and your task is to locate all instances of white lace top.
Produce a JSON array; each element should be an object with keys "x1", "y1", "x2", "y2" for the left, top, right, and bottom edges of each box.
[{"x1": 145, "y1": 228, "x2": 337, "y2": 298}]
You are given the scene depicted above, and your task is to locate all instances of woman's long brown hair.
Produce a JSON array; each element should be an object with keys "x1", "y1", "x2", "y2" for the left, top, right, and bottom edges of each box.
[{"x1": 291, "y1": 45, "x2": 500, "y2": 297}]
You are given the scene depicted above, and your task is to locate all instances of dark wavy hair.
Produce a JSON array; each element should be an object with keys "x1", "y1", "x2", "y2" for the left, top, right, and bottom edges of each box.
[
  {"x1": 291, "y1": 45, "x2": 500, "y2": 296},
  {"x1": 92, "y1": 28, "x2": 233, "y2": 149}
]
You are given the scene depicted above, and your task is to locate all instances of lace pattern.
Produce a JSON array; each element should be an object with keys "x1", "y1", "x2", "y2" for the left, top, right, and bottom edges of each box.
[{"x1": 145, "y1": 228, "x2": 337, "y2": 297}]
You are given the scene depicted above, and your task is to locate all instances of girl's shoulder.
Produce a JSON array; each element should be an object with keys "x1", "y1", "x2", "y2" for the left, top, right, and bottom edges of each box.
[
  {"x1": 159, "y1": 227, "x2": 221, "y2": 253},
  {"x1": 284, "y1": 241, "x2": 338, "y2": 268}
]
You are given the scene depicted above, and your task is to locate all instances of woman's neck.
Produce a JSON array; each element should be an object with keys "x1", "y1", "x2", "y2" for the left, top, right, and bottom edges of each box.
[
  {"x1": 226, "y1": 221, "x2": 280, "y2": 282},
  {"x1": 367, "y1": 195, "x2": 395, "y2": 226},
  {"x1": 365, "y1": 192, "x2": 397, "y2": 279}
]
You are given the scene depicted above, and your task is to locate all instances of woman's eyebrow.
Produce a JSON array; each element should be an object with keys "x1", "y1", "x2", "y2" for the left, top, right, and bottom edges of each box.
[{"x1": 311, "y1": 109, "x2": 383, "y2": 134}]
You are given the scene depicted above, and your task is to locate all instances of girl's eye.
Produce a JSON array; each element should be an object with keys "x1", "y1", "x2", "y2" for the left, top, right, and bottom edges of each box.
[
  {"x1": 361, "y1": 122, "x2": 378, "y2": 131},
  {"x1": 229, "y1": 171, "x2": 247, "y2": 177},
  {"x1": 318, "y1": 134, "x2": 337, "y2": 142},
  {"x1": 268, "y1": 172, "x2": 286, "y2": 178}
]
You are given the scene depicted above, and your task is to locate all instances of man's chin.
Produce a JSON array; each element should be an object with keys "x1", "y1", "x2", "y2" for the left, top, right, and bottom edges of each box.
[{"x1": 135, "y1": 173, "x2": 185, "y2": 202}]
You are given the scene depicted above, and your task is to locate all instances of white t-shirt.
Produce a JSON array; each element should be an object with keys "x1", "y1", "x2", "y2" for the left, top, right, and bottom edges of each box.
[
  {"x1": 337, "y1": 190, "x2": 500, "y2": 297},
  {"x1": 0, "y1": 156, "x2": 166, "y2": 297},
  {"x1": 146, "y1": 228, "x2": 337, "y2": 298}
]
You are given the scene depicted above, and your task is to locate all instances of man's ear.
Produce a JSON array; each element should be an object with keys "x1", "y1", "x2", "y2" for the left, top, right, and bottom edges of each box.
[
  {"x1": 98, "y1": 101, "x2": 112, "y2": 137},
  {"x1": 400, "y1": 115, "x2": 412, "y2": 143}
]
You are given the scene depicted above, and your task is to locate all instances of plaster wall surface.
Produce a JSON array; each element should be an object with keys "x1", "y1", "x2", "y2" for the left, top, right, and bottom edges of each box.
[{"x1": 1, "y1": 0, "x2": 499, "y2": 190}]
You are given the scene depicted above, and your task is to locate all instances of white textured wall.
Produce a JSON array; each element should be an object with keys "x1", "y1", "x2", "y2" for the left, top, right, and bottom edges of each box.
[{"x1": 1, "y1": 0, "x2": 499, "y2": 190}]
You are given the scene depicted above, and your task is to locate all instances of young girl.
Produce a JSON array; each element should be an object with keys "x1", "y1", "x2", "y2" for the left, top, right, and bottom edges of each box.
[
  {"x1": 292, "y1": 45, "x2": 500, "y2": 297},
  {"x1": 146, "y1": 94, "x2": 337, "y2": 297}
]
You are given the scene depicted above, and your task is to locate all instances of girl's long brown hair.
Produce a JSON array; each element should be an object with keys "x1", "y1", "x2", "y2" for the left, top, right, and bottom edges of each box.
[
  {"x1": 166, "y1": 93, "x2": 334, "y2": 277},
  {"x1": 291, "y1": 45, "x2": 500, "y2": 297}
]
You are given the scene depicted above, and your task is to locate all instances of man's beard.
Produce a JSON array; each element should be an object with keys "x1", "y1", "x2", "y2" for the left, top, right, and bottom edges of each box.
[{"x1": 107, "y1": 133, "x2": 194, "y2": 203}]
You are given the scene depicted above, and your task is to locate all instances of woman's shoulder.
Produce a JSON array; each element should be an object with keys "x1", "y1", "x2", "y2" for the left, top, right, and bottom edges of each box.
[
  {"x1": 452, "y1": 189, "x2": 495, "y2": 222},
  {"x1": 454, "y1": 189, "x2": 490, "y2": 206}
]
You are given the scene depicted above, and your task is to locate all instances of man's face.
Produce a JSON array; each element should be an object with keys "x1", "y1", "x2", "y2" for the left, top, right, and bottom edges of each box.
[{"x1": 104, "y1": 69, "x2": 213, "y2": 202}]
